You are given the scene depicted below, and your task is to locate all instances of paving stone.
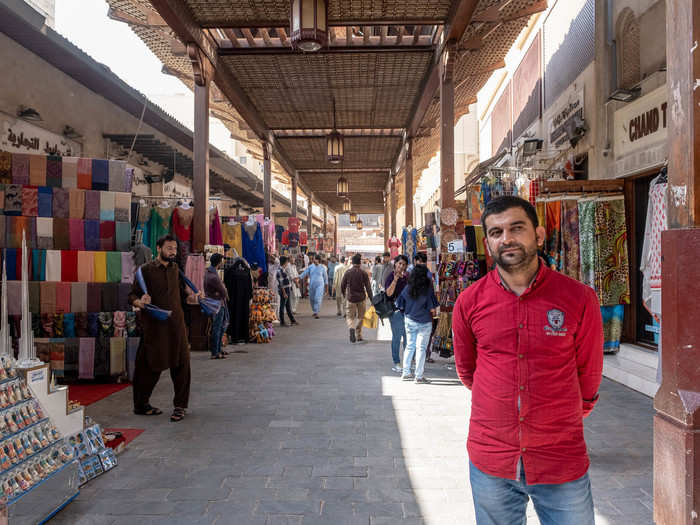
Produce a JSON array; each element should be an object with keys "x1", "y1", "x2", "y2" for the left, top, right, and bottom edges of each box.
[{"x1": 51, "y1": 300, "x2": 653, "y2": 525}]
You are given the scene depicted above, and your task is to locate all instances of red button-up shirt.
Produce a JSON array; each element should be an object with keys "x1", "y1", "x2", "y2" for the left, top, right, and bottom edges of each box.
[{"x1": 453, "y1": 262, "x2": 603, "y2": 484}]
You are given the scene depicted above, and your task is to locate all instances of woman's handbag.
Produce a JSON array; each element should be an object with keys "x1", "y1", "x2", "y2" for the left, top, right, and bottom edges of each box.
[{"x1": 371, "y1": 291, "x2": 396, "y2": 320}]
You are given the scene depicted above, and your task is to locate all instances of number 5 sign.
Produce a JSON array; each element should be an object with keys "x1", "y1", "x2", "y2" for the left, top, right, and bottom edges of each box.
[{"x1": 447, "y1": 239, "x2": 464, "y2": 253}]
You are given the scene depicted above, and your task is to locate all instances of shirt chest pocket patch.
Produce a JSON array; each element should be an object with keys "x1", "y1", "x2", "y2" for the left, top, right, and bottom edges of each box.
[{"x1": 544, "y1": 308, "x2": 568, "y2": 337}]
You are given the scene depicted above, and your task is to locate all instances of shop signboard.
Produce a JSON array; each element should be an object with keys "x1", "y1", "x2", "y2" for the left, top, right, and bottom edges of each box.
[
  {"x1": 0, "y1": 114, "x2": 81, "y2": 156},
  {"x1": 447, "y1": 239, "x2": 464, "y2": 253},
  {"x1": 613, "y1": 85, "x2": 668, "y2": 177},
  {"x1": 547, "y1": 87, "x2": 584, "y2": 149}
]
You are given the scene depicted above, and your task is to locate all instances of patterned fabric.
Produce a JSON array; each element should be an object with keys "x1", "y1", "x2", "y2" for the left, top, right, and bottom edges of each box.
[
  {"x1": 172, "y1": 207, "x2": 194, "y2": 242},
  {"x1": 62, "y1": 157, "x2": 78, "y2": 188},
  {"x1": 594, "y1": 197, "x2": 631, "y2": 306},
  {"x1": 222, "y1": 223, "x2": 242, "y2": 256},
  {"x1": 84, "y1": 190, "x2": 100, "y2": 220},
  {"x1": 46, "y1": 156, "x2": 62, "y2": 187},
  {"x1": 78, "y1": 338, "x2": 95, "y2": 379},
  {"x1": 601, "y1": 305, "x2": 624, "y2": 353},
  {"x1": 52, "y1": 188, "x2": 69, "y2": 218},
  {"x1": 0, "y1": 152, "x2": 11, "y2": 183},
  {"x1": 114, "y1": 192, "x2": 131, "y2": 222},
  {"x1": 545, "y1": 200, "x2": 562, "y2": 271},
  {"x1": 21, "y1": 186, "x2": 38, "y2": 217},
  {"x1": 10, "y1": 154, "x2": 29, "y2": 185},
  {"x1": 4, "y1": 184, "x2": 22, "y2": 215},
  {"x1": 577, "y1": 199, "x2": 596, "y2": 292},
  {"x1": 99, "y1": 191, "x2": 116, "y2": 221},
  {"x1": 560, "y1": 199, "x2": 580, "y2": 280},
  {"x1": 108, "y1": 160, "x2": 126, "y2": 192},
  {"x1": 640, "y1": 177, "x2": 667, "y2": 317}
]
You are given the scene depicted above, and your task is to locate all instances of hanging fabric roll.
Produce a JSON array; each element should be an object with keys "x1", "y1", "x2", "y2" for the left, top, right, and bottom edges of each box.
[
  {"x1": 68, "y1": 218, "x2": 85, "y2": 250},
  {"x1": 60, "y1": 250, "x2": 79, "y2": 282},
  {"x1": 45, "y1": 250, "x2": 61, "y2": 282},
  {"x1": 27, "y1": 155, "x2": 45, "y2": 186},
  {"x1": 4, "y1": 248, "x2": 17, "y2": 280},
  {"x1": 62, "y1": 157, "x2": 78, "y2": 188},
  {"x1": 91, "y1": 159, "x2": 109, "y2": 190},
  {"x1": 77, "y1": 251, "x2": 95, "y2": 282},
  {"x1": 544, "y1": 199, "x2": 562, "y2": 271},
  {"x1": 84, "y1": 220, "x2": 100, "y2": 251},
  {"x1": 77, "y1": 158, "x2": 92, "y2": 189},
  {"x1": 37, "y1": 186, "x2": 52, "y2": 217},
  {"x1": 84, "y1": 190, "x2": 100, "y2": 220},
  {"x1": 0, "y1": 152, "x2": 11, "y2": 183},
  {"x1": 93, "y1": 251, "x2": 107, "y2": 283},
  {"x1": 46, "y1": 156, "x2": 62, "y2": 187},
  {"x1": 68, "y1": 188, "x2": 85, "y2": 218},
  {"x1": 52, "y1": 187, "x2": 69, "y2": 219},
  {"x1": 21, "y1": 186, "x2": 38, "y2": 217},
  {"x1": 184, "y1": 254, "x2": 206, "y2": 292},
  {"x1": 100, "y1": 220, "x2": 116, "y2": 251}
]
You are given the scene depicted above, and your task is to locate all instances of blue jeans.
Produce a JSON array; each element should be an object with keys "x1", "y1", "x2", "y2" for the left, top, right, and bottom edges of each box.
[
  {"x1": 388, "y1": 310, "x2": 405, "y2": 365},
  {"x1": 469, "y1": 461, "x2": 595, "y2": 525},
  {"x1": 210, "y1": 307, "x2": 226, "y2": 357},
  {"x1": 403, "y1": 317, "x2": 432, "y2": 378}
]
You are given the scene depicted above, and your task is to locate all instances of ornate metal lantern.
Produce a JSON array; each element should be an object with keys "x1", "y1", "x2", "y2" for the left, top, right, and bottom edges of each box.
[
  {"x1": 349, "y1": 212, "x2": 358, "y2": 224},
  {"x1": 342, "y1": 198, "x2": 352, "y2": 213},
  {"x1": 327, "y1": 98, "x2": 344, "y2": 163},
  {"x1": 356, "y1": 219, "x2": 363, "y2": 230},
  {"x1": 336, "y1": 174, "x2": 349, "y2": 196},
  {"x1": 290, "y1": 0, "x2": 328, "y2": 52}
]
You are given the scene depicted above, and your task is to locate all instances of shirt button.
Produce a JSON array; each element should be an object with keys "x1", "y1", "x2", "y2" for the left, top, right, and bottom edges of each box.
[
  {"x1": 519, "y1": 385, "x2": 525, "y2": 391},
  {"x1": 519, "y1": 417, "x2": 524, "y2": 422},
  {"x1": 522, "y1": 447, "x2": 527, "y2": 452},
  {"x1": 518, "y1": 323, "x2": 524, "y2": 329},
  {"x1": 518, "y1": 354, "x2": 524, "y2": 359}
]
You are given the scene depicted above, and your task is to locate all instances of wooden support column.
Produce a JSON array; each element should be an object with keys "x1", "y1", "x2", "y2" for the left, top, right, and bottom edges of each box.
[
  {"x1": 334, "y1": 216, "x2": 338, "y2": 255},
  {"x1": 323, "y1": 207, "x2": 328, "y2": 252},
  {"x1": 654, "y1": 2, "x2": 700, "y2": 523},
  {"x1": 291, "y1": 175, "x2": 298, "y2": 218},
  {"x1": 383, "y1": 191, "x2": 390, "y2": 250},
  {"x1": 307, "y1": 193, "x2": 313, "y2": 243},
  {"x1": 405, "y1": 138, "x2": 414, "y2": 226},
  {"x1": 263, "y1": 141, "x2": 272, "y2": 219},
  {"x1": 440, "y1": 41, "x2": 456, "y2": 211},
  {"x1": 188, "y1": 44, "x2": 214, "y2": 252},
  {"x1": 390, "y1": 174, "x2": 397, "y2": 237}
]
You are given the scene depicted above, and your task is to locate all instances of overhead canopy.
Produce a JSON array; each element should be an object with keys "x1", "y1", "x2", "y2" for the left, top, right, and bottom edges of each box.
[{"x1": 108, "y1": 0, "x2": 547, "y2": 213}]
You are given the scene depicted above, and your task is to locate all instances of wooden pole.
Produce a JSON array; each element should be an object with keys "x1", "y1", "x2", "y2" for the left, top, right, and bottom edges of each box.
[
  {"x1": 383, "y1": 191, "x2": 390, "y2": 250},
  {"x1": 390, "y1": 174, "x2": 397, "y2": 237},
  {"x1": 291, "y1": 175, "x2": 298, "y2": 218},
  {"x1": 405, "y1": 138, "x2": 414, "y2": 226},
  {"x1": 440, "y1": 42, "x2": 456, "y2": 210},
  {"x1": 654, "y1": 2, "x2": 700, "y2": 523},
  {"x1": 307, "y1": 192, "x2": 313, "y2": 244},
  {"x1": 263, "y1": 141, "x2": 272, "y2": 219}
]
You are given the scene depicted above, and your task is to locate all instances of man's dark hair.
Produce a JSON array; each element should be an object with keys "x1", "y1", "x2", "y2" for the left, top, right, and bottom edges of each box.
[
  {"x1": 414, "y1": 252, "x2": 427, "y2": 264},
  {"x1": 352, "y1": 253, "x2": 362, "y2": 265},
  {"x1": 340, "y1": 256, "x2": 346, "y2": 263},
  {"x1": 250, "y1": 263, "x2": 259, "y2": 272},
  {"x1": 394, "y1": 254, "x2": 408, "y2": 266},
  {"x1": 383, "y1": 251, "x2": 390, "y2": 257},
  {"x1": 481, "y1": 196, "x2": 538, "y2": 230},
  {"x1": 223, "y1": 243, "x2": 231, "y2": 252},
  {"x1": 210, "y1": 253, "x2": 223, "y2": 267},
  {"x1": 314, "y1": 254, "x2": 322, "y2": 262},
  {"x1": 156, "y1": 234, "x2": 177, "y2": 248},
  {"x1": 279, "y1": 256, "x2": 288, "y2": 266},
  {"x1": 375, "y1": 255, "x2": 382, "y2": 263}
]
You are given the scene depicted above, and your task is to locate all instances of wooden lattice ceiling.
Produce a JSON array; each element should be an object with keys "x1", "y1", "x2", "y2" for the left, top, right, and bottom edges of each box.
[{"x1": 108, "y1": 0, "x2": 546, "y2": 213}]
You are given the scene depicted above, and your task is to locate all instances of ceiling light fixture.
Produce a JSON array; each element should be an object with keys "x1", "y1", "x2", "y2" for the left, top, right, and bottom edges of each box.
[
  {"x1": 342, "y1": 198, "x2": 352, "y2": 212},
  {"x1": 327, "y1": 98, "x2": 344, "y2": 164},
  {"x1": 290, "y1": 0, "x2": 328, "y2": 52}
]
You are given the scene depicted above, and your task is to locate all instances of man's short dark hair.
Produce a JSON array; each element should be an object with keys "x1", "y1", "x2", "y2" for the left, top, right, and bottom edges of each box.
[
  {"x1": 383, "y1": 252, "x2": 390, "y2": 257},
  {"x1": 314, "y1": 254, "x2": 322, "y2": 262},
  {"x1": 352, "y1": 254, "x2": 362, "y2": 265},
  {"x1": 481, "y1": 196, "x2": 539, "y2": 230},
  {"x1": 156, "y1": 234, "x2": 177, "y2": 248},
  {"x1": 340, "y1": 256, "x2": 346, "y2": 263},
  {"x1": 414, "y1": 252, "x2": 427, "y2": 264},
  {"x1": 210, "y1": 253, "x2": 223, "y2": 267},
  {"x1": 375, "y1": 255, "x2": 382, "y2": 263},
  {"x1": 279, "y1": 256, "x2": 288, "y2": 266},
  {"x1": 223, "y1": 243, "x2": 231, "y2": 252}
]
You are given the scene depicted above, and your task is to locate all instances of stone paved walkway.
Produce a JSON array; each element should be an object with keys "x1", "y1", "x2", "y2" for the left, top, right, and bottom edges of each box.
[{"x1": 50, "y1": 299, "x2": 654, "y2": 524}]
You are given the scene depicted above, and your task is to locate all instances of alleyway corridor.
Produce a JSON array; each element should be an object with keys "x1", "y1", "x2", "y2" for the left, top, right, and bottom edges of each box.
[{"x1": 52, "y1": 300, "x2": 653, "y2": 525}]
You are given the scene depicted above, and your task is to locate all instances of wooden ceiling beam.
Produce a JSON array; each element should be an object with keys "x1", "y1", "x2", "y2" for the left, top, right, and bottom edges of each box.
[
  {"x1": 412, "y1": 25, "x2": 422, "y2": 45},
  {"x1": 396, "y1": 26, "x2": 405, "y2": 45},
  {"x1": 363, "y1": 26, "x2": 371, "y2": 45},
  {"x1": 380, "y1": 25, "x2": 388, "y2": 45},
  {"x1": 276, "y1": 27, "x2": 289, "y2": 46},
  {"x1": 472, "y1": 0, "x2": 548, "y2": 23},
  {"x1": 241, "y1": 28, "x2": 257, "y2": 47},
  {"x1": 202, "y1": 18, "x2": 445, "y2": 29},
  {"x1": 218, "y1": 44, "x2": 434, "y2": 55},
  {"x1": 222, "y1": 28, "x2": 240, "y2": 47},
  {"x1": 259, "y1": 28, "x2": 273, "y2": 46}
]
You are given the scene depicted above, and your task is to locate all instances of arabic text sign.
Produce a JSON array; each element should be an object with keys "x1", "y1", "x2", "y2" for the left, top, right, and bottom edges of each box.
[{"x1": 1, "y1": 116, "x2": 81, "y2": 156}]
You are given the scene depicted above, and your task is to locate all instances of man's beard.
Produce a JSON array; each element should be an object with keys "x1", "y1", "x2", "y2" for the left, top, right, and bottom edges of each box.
[
  {"x1": 492, "y1": 242, "x2": 538, "y2": 272},
  {"x1": 160, "y1": 254, "x2": 177, "y2": 264}
]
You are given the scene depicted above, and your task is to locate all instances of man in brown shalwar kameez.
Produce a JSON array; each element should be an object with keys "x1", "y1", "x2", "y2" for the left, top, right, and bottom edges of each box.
[{"x1": 129, "y1": 234, "x2": 201, "y2": 422}]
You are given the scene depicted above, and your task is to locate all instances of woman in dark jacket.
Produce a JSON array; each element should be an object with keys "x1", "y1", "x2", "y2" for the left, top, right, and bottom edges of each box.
[
  {"x1": 384, "y1": 255, "x2": 409, "y2": 373},
  {"x1": 395, "y1": 264, "x2": 438, "y2": 383}
]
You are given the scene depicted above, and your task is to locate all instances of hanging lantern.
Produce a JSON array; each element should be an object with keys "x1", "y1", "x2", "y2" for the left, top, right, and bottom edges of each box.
[
  {"x1": 327, "y1": 130, "x2": 344, "y2": 164},
  {"x1": 342, "y1": 198, "x2": 352, "y2": 213},
  {"x1": 349, "y1": 212, "x2": 358, "y2": 224},
  {"x1": 290, "y1": 0, "x2": 328, "y2": 52},
  {"x1": 356, "y1": 219, "x2": 363, "y2": 230},
  {"x1": 336, "y1": 174, "x2": 349, "y2": 196}
]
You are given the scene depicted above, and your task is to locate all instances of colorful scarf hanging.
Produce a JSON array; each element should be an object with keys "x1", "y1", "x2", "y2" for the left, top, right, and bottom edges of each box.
[
  {"x1": 126, "y1": 337, "x2": 140, "y2": 381},
  {"x1": 61, "y1": 250, "x2": 79, "y2": 282},
  {"x1": 40, "y1": 282, "x2": 56, "y2": 314},
  {"x1": 100, "y1": 191, "x2": 116, "y2": 221},
  {"x1": 601, "y1": 304, "x2": 624, "y2": 353},
  {"x1": 560, "y1": 199, "x2": 581, "y2": 280},
  {"x1": 78, "y1": 338, "x2": 95, "y2": 379},
  {"x1": 14, "y1": 154, "x2": 34, "y2": 186},
  {"x1": 63, "y1": 338, "x2": 79, "y2": 379},
  {"x1": 91, "y1": 159, "x2": 109, "y2": 190},
  {"x1": 6, "y1": 282, "x2": 21, "y2": 315},
  {"x1": 84, "y1": 220, "x2": 100, "y2": 251},
  {"x1": 45, "y1": 250, "x2": 61, "y2": 282},
  {"x1": 210, "y1": 209, "x2": 223, "y2": 245},
  {"x1": 0, "y1": 152, "x2": 11, "y2": 184},
  {"x1": 577, "y1": 199, "x2": 597, "y2": 292},
  {"x1": 86, "y1": 284, "x2": 101, "y2": 313},
  {"x1": 49, "y1": 340, "x2": 65, "y2": 378},
  {"x1": 52, "y1": 217, "x2": 71, "y2": 250},
  {"x1": 77, "y1": 158, "x2": 92, "y2": 190},
  {"x1": 28, "y1": 281, "x2": 40, "y2": 314},
  {"x1": 4, "y1": 248, "x2": 17, "y2": 280},
  {"x1": 55, "y1": 282, "x2": 71, "y2": 313},
  {"x1": 32, "y1": 249, "x2": 46, "y2": 281},
  {"x1": 110, "y1": 337, "x2": 126, "y2": 376},
  {"x1": 108, "y1": 160, "x2": 126, "y2": 192},
  {"x1": 62, "y1": 157, "x2": 78, "y2": 188},
  {"x1": 68, "y1": 188, "x2": 85, "y2": 219},
  {"x1": 68, "y1": 218, "x2": 85, "y2": 250},
  {"x1": 77, "y1": 251, "x2": 94, "y2": 283},
  {"x1": 4, "y1": 184, "x2": 22, "y2": 216},
  {"x1": 100, "y1": 221, "x2": 116, "y2": 251},
  {"x1": 53, "y1": 187, "x2": 70, "y2": 218},
  {"x1": 37, "y1": 187, "x2": 52, "y2": 217},
  {"x1": 46, "y1": 156, "x2": 62, "y2": 187},
  {"x1": 84, "y1": 190, "x2": 100, "y2": 220},
  {"x1": 121, "y1": 252, "x2": 135, "y2": 284},
  {"x1": 117, "y1": 283, "x2": 131, "y2": 310},
  {"x1": 70, "y1": 282, "x2": 88, "y2": 313},
  {"x1": 106, "y1": 251, "x2": 122, "y2": 283},
  {"x1": 101, "y1": 283, "x2": 119, "y2": 312},
  {"x1": 21, "y1": 186, "x2": 38, "y2": 217},
  {"x1": 93, "y1": 252, "x2": 107, "y2": 283},
  {"x1": 593, "y1": 197, "x2": 631, "y2": 306},
  {"x1": 114, "y1": 192, "x2": 131, "y2": 222},
  {"x1": 544, "y1": 200, "x2": 562, "y2": 271},
  {"x1": 115, "y1": 221, "x2": 131, "y2": 252}
]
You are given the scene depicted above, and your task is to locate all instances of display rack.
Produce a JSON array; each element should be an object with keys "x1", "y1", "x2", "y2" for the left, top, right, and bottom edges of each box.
[
  {"x1": 66, "y1": 423, "x2": 117, "y2": 485},
  {"x1": 249, "y1": 288, "x2": 276, "y2": 343},
  {"x1": 0, "y1": 356, "x2": 79, "y2": 523}
]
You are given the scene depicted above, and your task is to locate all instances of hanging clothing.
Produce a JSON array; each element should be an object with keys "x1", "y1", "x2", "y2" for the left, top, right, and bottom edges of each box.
[
  {"x1": 209, "y1": 209, "x2": 223, "y2": 245},
  {"x1": 560, "y1": 199, "x2": 581, "y2": 280},
  {"x1": 77, "y1": 158, "x2": 92, "y2": 190},
  {"x1": 62, "y1": 157, "x2": 78, "y2": 189},
  {"x1": 388, "y1": 237, "x2": 401, "y2": 259},
  {"x1": 601, "y1": 305, "x2": 624, "y2": 353},
  {"x1": 224, "y1": 259, "x2": 253, "y2": 343},
  {"x1": 640, "y1": 176, "x2": 667, "y2": 318},
  {"x1": 593, "y1": 197, "x2": 631, "y2": 306},
  {"x1": 171, "y1": 206, "x2": 194, "y2": 242},
  {"x1": 148, "y1": 207, "x2": 171, "y2": 257},
  {"x1": 184, "y1": 254, "x2": 206, "y2": 293},
  {"x1": 544, "y1": 200, "x2": 562, "y2": 271},
  {"x1": 27, "y1": 155, "x2": 44, "y2": 186},
  {"x1": 222, "y1": 223, "x2": 242, "y2": 257},
  {"x1": 577, "y1": 199, "x2": 597, "y2": 292},
  {"x1": 242, "y1": 222, "x2": 267, "y2": 273}
]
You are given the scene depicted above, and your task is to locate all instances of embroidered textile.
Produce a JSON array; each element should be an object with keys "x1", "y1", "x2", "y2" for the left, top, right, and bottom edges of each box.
[
  {"x1": 593, "y1": 198, "x2": 631, "y2": 306},
  {"x1": 21, "y1": 186, "x2": 38, "y2": 216},
  {"x1": 577, "y1": 199, "x2": 596, "y2": 292},
  {"x1": 52, "y1": 188, "x2": 69, "y2": 218},
  {"x1": 46, "y1": 156, "x2": 62, "y2": 187},
  {"x1": 561, "y1": 199, "x2": 581, "y2": 280}
]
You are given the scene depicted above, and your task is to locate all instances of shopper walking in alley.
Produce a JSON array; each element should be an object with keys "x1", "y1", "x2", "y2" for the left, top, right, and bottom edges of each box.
[
  {"x1": 371, "y1": 255, "x2": 383, "y2": 295},
  {"x1": 341, "y1": 253, "x2": 373, "y2": 343},
  {"x1": 395, "y1": 264, "x2": 438, "y2": 384},
  {"x1": 277, "y1": 256, "x2": 299, "y2": 327},
  {"x1": 379, "y1": 251, "x2": 393, "y2": 289},
  {"x1": 204, "y1": 253, "x2": 229, "y2": 359},
  {"x1": 327, "y1": 255, "x2": 338, "y2": 298},
  {"x1": 300, "y1": 254, "x2": 328, "y2": 318},
  {"x1": 286, "y1": 256, "x2": 301, "y2": 314},
  {"x1": 452, "y1": 196, "x2": 604, "y2": 525},
  {"x1": 334, "y1": 256, "x2": 349, "y2": 317},
  {"x1": 385, "y1": 255, "x2": 409, "y2": 373},
  {"x1": 130, "y1": 234, "x2": 202, "y2": 422}
]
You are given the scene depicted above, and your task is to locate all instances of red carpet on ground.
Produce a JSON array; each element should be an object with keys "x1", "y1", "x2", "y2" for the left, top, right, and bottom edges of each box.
[
  {"x1": 104, "y1": 428, "x2": 144, "y2": 449},
  {"x1": 68, "y1": 383, "x2": 131, "y2": 406}
]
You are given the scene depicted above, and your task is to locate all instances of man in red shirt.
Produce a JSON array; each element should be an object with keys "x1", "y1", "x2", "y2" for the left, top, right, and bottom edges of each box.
[{"x1": 453, "y1": 196, "x2": 603, "y2": 525}]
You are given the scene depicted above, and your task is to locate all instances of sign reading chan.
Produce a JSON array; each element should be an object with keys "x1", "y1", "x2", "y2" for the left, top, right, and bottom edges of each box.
[{"x1": 614, "y1": 85, "x2": 668, "y2": 177}]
